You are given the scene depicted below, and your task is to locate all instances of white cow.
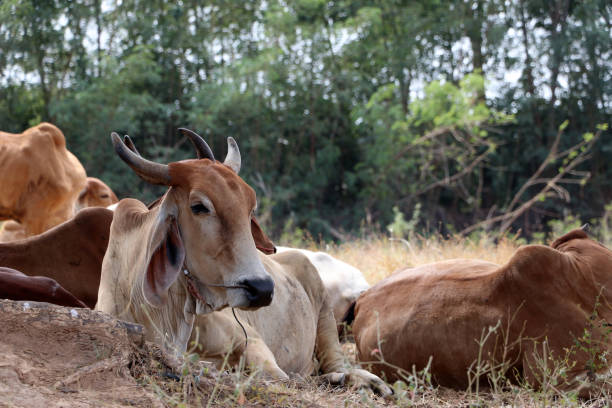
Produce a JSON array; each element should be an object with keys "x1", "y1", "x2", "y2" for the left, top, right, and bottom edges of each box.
[{"x1": 276, "y1": 247, "x2": 370, "y2": 327}]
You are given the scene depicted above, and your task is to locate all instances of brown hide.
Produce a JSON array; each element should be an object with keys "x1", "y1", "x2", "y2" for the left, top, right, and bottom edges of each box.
[
  {"x1": 0, "y1": 207, "x2": 113, "y2": 308},
  {"x1": 0, "y1": 123, "x2": 87, "y2": 236},
  {"x1": 251, "y1": 216, "x2": 276, "y2": 254},
  {"x1": 76, "y1": 177, "x2": 119, "y2": 211},
  {"x1": 353, "y1": 229, "x2": 612, "y2": 390},
  {"x1": 0, "y1": 266, "x2": 87, "y2": 308}
]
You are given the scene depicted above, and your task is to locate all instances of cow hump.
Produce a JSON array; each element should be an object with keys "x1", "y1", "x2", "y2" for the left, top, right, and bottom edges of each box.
[{"x1": 550, "y1": 229, "x2": 589, "y2": 249}]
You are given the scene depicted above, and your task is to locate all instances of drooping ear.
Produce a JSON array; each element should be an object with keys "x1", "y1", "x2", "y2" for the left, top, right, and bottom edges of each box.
[
  {"x1": 143, "y1": 217, "x2": 186, "y2": 307},
  {"x1": 251, "y1": 216, "x2": 276, "y2": 254}
]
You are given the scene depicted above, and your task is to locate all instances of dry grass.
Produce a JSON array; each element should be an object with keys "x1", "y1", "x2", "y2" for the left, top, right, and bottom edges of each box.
[
  {"x1": 322, "y1": 233, "x2": 520, "y2": 284},
  {"x1": 134, "y1": 234, "x2": 612, "y2": 407}
]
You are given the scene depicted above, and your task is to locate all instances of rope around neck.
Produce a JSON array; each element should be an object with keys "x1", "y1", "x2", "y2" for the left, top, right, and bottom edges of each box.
[
  {"x1": 183, "y1": 268, "x2": 248, "y2": 349},
  {"x1": 232, "y1": 307, "x2": 248, "y2": 349}
]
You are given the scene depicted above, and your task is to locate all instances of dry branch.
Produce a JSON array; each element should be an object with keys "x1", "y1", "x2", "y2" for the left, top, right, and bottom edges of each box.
[{"x1": 460, "y1": 128, "x2": 601, "y2": 236}]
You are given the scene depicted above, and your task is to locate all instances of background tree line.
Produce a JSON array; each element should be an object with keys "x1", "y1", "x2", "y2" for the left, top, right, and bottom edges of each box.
[{"x1": 0, "y1": 0, "x2": 610, "y2": 241}]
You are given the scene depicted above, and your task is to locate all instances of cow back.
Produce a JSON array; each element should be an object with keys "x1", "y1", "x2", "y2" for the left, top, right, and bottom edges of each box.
[{"x1": 0, "y1": 207, "x2": 113, "y2": 308}]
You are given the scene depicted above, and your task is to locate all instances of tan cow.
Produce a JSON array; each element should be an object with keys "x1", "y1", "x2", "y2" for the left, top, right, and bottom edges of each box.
[
  {"x1": 98, "y1": 130, "x2": 391, "y2": 395},
  {"x1": 75, "y1": 177, "x2": 119, "y2": 212},
  {"x1": 0, "y1": 177, "x2": 117, "y2": 242},
  {"x1": 0, "y1": 123, "x2": 87, "y2": 237},
  {"x1": 352, "y1": 229, "x2": 612, "y2": 394},
  {"x1": 97, "y1": 130, "x2": 275, "y2": 356},
  {"x1": 190, "y1": 249, "x2": 391, "y2": 395},
  {"x1": 276, "y1": 246, "x2": 370, "y2": 329}
]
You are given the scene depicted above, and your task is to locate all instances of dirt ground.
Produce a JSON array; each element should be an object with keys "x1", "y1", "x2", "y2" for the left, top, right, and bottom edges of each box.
[{"x1": 0, "y1": 299, "x2": 389, "y2": 408}]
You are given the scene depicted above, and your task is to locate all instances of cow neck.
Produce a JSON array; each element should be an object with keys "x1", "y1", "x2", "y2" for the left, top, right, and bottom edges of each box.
[{"x1": 182, "y1": 266, "x2": 249, "y2": 348}]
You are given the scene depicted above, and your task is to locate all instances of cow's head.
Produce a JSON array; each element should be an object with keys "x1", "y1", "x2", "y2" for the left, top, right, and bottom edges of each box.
[
  {"x1": 111, "y1": 130, "x2": 274, "y2": 314},
  {"x1": 75, "y1": 177, "x2": 119, "y2": 212}
]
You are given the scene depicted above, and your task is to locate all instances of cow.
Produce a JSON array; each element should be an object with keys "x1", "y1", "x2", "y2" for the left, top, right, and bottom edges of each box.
[
  {"x1": 276, "y1": 246, "x2": 370, "y2": 329},
  {"x1": 75, "y1": 177, "x2": 119, "y2": 212},
  {"x1": 0, "y1": 177, "x2": 117, "y2": 243},
  {"x1": 189, "y1": 249, "x2": 390, "y2": 395},
  {"x1": 0, "y1": 266, "x2": 87, "y2": 308},
  {"x1": 97, "y1": 129, "x2": 391, "y2": 396},
  {"x1": 0, "y1": 207, "x2": 113, "y2": 308},
  {"x1": 0, "y1": 123, "x2": 87, "y2": 237},
  {"x1": 351, "y1": 229, "x2": 612, "y2": 395},
  {"x1": 96, "y1": 130, "x2": 276, "y2": 356}
]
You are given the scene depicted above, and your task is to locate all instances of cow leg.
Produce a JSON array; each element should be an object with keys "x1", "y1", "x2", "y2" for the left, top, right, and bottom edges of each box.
[
  {"x1": 244, "y1": 336, "x2": 289, "y2": 380},
  {"x1": 314, "y1": 299, "x2": 392, "y2": 397},
  {"x1": 192, "y1": 312, "x2": 289, "y2": 380}
]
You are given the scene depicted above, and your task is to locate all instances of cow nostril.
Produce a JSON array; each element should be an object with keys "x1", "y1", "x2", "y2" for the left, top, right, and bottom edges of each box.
[{"x1": 239, "y1": 277, "x2": 274, "y2": 307}]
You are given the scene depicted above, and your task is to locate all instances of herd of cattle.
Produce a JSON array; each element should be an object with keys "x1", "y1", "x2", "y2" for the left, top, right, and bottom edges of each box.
[{"x1": 1, "y1": 122, "x2": 612, "y2": 398}]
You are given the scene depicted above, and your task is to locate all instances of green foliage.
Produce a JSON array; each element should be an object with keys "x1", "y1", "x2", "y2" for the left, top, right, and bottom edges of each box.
[
  {"x1": 546, "y1": 214, "x2": 583, "y2": 242},
  {"x1": 387, "y1": 204, "x2": 421, "y2": 240},
  {"x1": 0, "y1": 0, "x2": 610, "y2": 240}
]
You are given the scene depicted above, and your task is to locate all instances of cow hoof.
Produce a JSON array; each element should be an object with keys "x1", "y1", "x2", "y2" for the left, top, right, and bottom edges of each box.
[
  {"x1": 346, "y1": 368, "x2": 393, "y2": 398},
  {"x1": 320, "y1": 372, "x2": 346, "y2": 386}
]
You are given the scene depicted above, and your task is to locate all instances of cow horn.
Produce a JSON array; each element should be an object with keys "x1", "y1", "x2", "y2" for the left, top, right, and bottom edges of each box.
[
  {"x1": 123, "y1": 135, "x2": 141, "y2": 156},
  {"x1": 178, "y1": 128, "x2": 215, "y2": 161},
  {"x1": 223, "y1": 137, "x2": 241, "y2": 173},
  {"x1": 111, "y1": 132, "x2": 171, "y2": 185}
]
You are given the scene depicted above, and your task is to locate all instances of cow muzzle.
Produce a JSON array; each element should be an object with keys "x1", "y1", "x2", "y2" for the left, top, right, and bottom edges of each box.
[{"x1": 237, "y1": 277, "x2": 274, "y2": 308}]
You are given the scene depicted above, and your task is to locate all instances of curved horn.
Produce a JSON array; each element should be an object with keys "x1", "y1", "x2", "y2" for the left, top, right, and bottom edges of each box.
[
  {"x1": 223, "y1": 137, "x2": 241, "y2": 173},
  {"x1": 111, "y1": 132, "x2": 171, "y2": 185},
  {"x1": 178, "y1": 128, "x2": 215, "y2": 161},
  {"x1": 123, "y1": 135, "x2": 141, "y2": 156}
]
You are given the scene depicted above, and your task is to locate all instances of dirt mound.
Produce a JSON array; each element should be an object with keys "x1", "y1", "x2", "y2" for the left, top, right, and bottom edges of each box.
[{"x1": 0, "y1": 299, "x2": 162, "y2": 408}]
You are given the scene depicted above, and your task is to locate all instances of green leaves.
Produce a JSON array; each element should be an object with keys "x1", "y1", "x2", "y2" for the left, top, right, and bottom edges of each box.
[{"x1": 0, "y1": 0, "x2": 609, "y2": 240}]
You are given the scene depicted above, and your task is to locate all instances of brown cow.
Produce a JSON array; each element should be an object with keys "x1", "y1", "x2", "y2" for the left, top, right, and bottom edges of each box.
[
  {"x1": 0, "y1": 123, "x2": 87, "y2": 237},
  {"x1": 1, "y1": 177, "x2": 117, "y2": 242},
  {"x1": 0, "y1": 207, "x2": 113, "y2": 308},
  {"x1": 97, "y1": 130, "x2": 390, "y2": 395},
  {"x1": 75, "y1": 177, "x2": 119, "y2": 212},
  {"x1": 0, "y1": 266, "x2": 87, "y2": 308},
  {"x1": 97, "y1": 130, "x2": 276, "y2": 355},
  {"x1": 352, "y1": 229, "x2": 612, "y2": 394}
]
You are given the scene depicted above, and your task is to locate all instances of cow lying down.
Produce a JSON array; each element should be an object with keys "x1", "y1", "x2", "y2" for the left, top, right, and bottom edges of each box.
[
  {"x1": 275, "y1": 246, "x2": 370, "y2": 330},
  {"x1": 352, "y1": 229, "x2": 612, "y2": 395},
  {"x1": 0, "y1": 266, "x2": 87, "y2": 308},
  {"x1": 0, "y1": 207, "x2": 113, "y2": 308},
  {"x1": 97, "y1": 130, "x2": 391, "y2": 396},
  {"x1": 190, "y1": 249, "x2": 388, "y2": 393}
]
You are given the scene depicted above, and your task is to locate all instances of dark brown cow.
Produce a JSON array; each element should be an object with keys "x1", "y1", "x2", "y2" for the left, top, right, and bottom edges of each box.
[
  {"x1": 0, "y1": 207, "x2": 113, "y2": 308},
  {"x1": 0, "y1": 266, "x2": 87, "y2": 308},
  {"x1": 353, "y1": 229, "x2": 612, "y2": 394}
]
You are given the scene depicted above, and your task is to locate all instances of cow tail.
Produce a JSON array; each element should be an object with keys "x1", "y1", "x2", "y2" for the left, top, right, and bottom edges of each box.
[
  {"x1": 342, "y1": 300, "x2": 357, "y2": 327},
  {"x1": 337, "y1": 300, "x2": 357, "y2": 339}
]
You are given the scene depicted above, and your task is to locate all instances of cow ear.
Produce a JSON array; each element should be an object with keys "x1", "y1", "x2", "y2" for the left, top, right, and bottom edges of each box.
[
  {"x1": 251, "y1": 216, "x2": 276, "y2": 254},
  {"x1": 143, "y1": 218, "x2": 185, "y2": 307}
]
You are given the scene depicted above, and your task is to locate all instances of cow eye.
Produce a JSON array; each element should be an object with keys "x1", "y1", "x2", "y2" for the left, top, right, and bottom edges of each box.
[
  {"x1": 191, "y1": 203, "x2": 210, "y2": 215},
  {"x1": 100, "y1": 194, "x2": 109, "y2": 198}
]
